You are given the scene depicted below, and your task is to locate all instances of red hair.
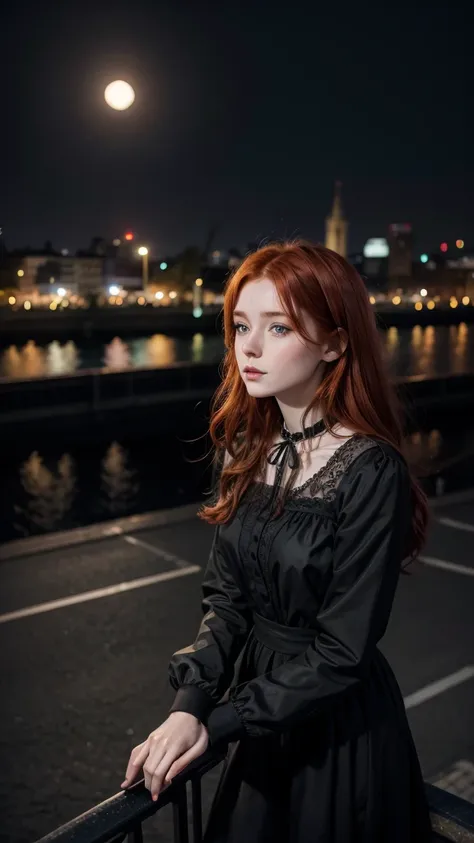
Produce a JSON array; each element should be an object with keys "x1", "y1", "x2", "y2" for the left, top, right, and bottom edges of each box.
[{"x1": 199, "y1": 240, "x2": 428, "y2": 563}]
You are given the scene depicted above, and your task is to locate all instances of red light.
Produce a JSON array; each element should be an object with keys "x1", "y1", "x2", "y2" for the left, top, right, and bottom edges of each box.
[
  {"x1": 124, "y1": 231, "x2": 134, "y2": 241},
  {"x1": 440, "y1": 242, "x2": 448, "y2": 253}
]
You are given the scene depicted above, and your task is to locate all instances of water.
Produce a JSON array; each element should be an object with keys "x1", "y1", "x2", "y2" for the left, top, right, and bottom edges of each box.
[
  {"x1": 1, "y1": 323, "x2": 474, "y2": 381},
  {"x1": 1, "y1": 412, "x2": 474, "y2": 545},
  {"x1": 2, "y1": 323, "x2": 474, "y2": 545}
]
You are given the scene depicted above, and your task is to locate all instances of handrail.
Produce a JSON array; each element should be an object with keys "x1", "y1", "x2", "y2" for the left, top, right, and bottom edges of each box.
[
  {"x1": 33, "y1": 749, "x2": 474, "y2": 843},
  {"x1": 34, "y1": 747, "x2": 226, "y2": 843}
]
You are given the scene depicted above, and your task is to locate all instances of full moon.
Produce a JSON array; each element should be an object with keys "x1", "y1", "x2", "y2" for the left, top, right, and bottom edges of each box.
[{"x1": 104, "y1": 80, "x2": 135, "y2": 111}]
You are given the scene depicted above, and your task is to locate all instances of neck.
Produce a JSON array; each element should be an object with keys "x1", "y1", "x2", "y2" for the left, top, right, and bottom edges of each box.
[
  {"x1": 276, "y1": 400, "x2": 323, "y2": 435},
  {"x1": 274, "y1": 367, "x2": 326, "y2": 434}
]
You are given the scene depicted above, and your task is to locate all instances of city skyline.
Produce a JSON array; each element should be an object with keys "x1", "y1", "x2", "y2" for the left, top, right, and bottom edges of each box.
[{"x1": 2, "y1": 1, "x2": 469, "y2": 257}]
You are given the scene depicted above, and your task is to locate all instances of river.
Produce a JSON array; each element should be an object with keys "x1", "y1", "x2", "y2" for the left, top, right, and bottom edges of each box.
[{"x1": 1, "y1": 323, "x2": 474, "y2": 381}]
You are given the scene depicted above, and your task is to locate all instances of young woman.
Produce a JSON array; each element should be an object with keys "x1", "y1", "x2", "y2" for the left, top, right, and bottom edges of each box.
[{"x1": 122, "y1": 241, "x2": 433, "y2": 842}]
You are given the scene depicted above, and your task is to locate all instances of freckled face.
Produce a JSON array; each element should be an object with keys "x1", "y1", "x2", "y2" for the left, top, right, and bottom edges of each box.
[{"x1": 233, "y1": 277, "x2": 323, "y2": 400}]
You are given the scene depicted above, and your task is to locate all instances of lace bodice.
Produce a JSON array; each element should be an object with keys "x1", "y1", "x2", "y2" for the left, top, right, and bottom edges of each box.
[
  {"x1": 287, "y1": 435, "x2": 377, "y2": 502},
  {"x1": 258, "y1": 434, "x2": 378, "y2": 505}
]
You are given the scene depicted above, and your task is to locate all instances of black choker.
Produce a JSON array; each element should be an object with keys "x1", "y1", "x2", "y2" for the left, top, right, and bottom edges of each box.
[{"x1": 267, "y1": 418, "x2": 326, "y2": 491}]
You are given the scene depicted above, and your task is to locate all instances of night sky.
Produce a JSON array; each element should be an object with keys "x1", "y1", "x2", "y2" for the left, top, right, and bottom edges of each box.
[{"x1": 2, "y1": 1, "x2": 470, "y2": 258}]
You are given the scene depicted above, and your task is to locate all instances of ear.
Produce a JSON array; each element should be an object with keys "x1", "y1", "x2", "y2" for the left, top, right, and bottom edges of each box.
[{"x1": 321, "y1": 327, "x2": 348, "y2": 362}]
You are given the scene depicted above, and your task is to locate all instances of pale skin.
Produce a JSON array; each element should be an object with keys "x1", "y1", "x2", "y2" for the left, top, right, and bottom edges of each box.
[{"x1": 122, "y1": 275, "x2": 351, "y2": 799}]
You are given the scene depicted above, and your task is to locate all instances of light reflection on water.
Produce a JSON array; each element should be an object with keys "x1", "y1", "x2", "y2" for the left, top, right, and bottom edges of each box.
[
  {"x1": 1, "y1": 324, "x2": 474, "y2": 380},
  {"x1": 10, "y1": 424, "x2": 474, "y2": 540}
]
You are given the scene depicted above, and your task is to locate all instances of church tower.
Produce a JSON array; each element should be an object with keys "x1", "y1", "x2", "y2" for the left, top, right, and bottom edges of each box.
[{"x1": 325, "y1": 181, "x2": 348, "y2": 258}]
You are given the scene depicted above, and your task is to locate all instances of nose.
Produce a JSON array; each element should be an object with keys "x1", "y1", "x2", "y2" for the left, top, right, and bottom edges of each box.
[{"x1": 242, "y1": 330, "x2": 263, "y2": 359}]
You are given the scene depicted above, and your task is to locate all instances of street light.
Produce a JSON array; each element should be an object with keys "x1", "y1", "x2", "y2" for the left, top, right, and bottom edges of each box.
[{"x1": 138, "y1": 247, "x2": 149, "y2": 294}]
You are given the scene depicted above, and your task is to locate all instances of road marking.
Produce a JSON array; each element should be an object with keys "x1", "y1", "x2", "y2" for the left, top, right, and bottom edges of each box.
[
  {"x1": 438, "y1": 516, "x2": 474, "y2": 534},
  {"x1": 404, "y1": 665, "x2": 474, "y2": 710},
  {"x1": 122, "y1": 534, "x2": 191, "y2": 568},
  {"x1": 419, "y1": 555, "x2": 474, "y2": 577},
  {"x1": 0, "y1": 565, "x2": 201, "y2": 625}
]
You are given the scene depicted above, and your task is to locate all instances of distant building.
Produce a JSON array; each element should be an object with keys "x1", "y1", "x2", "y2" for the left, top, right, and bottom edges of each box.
[
  {"x1": 362, "y1": 237, "x2": 389, "y2": 287},
  {"x1": 13, "y1": 254, "x2": 103, "y2": 297},
  {"x1": 388, "y1": 223, "x2": 413, "y2": 279},
  {"x1": 325, "y1": 181, "x2": 348, "y2": 258}
]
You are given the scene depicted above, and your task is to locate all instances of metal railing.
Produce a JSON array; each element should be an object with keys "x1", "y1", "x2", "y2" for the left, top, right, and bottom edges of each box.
[
  {"x1": 35, "y1": 748, "x2": 226, "y2": 843},
  {"x1": 34, "y1": 750, "x2": 474, "y2": 843}
]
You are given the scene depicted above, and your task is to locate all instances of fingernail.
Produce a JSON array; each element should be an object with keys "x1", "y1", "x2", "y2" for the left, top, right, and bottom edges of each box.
[{"x1": 152, "y1": 793, "x2": 158, "y2": 801}]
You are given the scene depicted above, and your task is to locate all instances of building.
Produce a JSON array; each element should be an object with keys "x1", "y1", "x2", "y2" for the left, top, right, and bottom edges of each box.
[
  {"x1": 325, "y1": 181, "x2": 348, "y2": 258},
  {"x1": 13, "y1": 254, "x2": 103, "y2": 297},
  {"x1": 388, "y1": 223, "x2": 413, "y2": 279}
]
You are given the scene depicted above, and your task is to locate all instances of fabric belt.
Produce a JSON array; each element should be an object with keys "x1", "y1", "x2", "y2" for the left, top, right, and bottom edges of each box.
[{"x1": 252, "y1": 612, "x2": 317, "y2": 655}]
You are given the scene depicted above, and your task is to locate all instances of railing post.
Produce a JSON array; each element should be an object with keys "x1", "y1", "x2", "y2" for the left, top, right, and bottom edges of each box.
[
  {"x1": 127, "y1": 824, "x2": 143, "y2": 842},
  {"x1": 172, "y1": 783, "x2": 189, "y2": 843},
  {"x1": 191, "y1": 778, "x2": 203, "y2": 843}
]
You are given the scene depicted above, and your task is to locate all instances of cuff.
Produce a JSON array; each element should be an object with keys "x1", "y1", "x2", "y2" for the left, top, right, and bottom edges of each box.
[
  {"x1": 206, "y1": 701, "x2": 245, "y2": 747},
  {"x1": 169, "y1": 685, "x2": 216, "y2": 724}
]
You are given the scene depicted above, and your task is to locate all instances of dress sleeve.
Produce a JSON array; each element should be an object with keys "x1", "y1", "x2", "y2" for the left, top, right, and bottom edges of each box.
[
  {"x1": 205, "y1": 446, "x2": 412, "y2": 744},
  {"x1": 167, "y1": 523, "x2": 253, "y2": 725}
]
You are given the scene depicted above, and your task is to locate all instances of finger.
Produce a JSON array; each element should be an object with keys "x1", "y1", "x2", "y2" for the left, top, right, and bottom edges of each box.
[
  {"x1": 149, "y1": 752, "x2": 177, "y2": 801},
  {"x1": 121, "y1": 742, "x2": 150, "y2": 788},
  {"x1": 165, "y1": 737, "x2": 207, "y2": 783}
]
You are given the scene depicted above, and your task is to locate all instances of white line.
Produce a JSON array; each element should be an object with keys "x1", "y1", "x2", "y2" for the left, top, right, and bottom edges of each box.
[
  {"x1": 404, "y1": 666, "x2": 474, "y2": 709},
  {"x1": 419, "y1": 555, "x2": 474, "y2": 577},
  {"x1": 0, "y1": 565, "x2": 201, "y2": 625},
  {"x1": 438, "y1": 516, "x2": 474, "y2": 534},
  {"x1": 122, "y1": 535, "x2": 191, "y2": 568}
]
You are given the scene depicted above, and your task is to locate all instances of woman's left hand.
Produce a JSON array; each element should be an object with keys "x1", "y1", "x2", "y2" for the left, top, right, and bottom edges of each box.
[{"x1": 121, "y1": 711, "x2": 209, "y2": 800}]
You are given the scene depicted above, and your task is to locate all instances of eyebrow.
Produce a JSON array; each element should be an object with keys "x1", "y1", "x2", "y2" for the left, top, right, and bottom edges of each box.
[{"x1": 233, "y1": 310, "x2": 289, "y2": 319}]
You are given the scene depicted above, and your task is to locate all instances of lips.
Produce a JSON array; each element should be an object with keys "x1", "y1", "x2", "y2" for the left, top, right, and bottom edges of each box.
[{"x1": 244, "y1": 366, "x2": 265, "y2": 374}]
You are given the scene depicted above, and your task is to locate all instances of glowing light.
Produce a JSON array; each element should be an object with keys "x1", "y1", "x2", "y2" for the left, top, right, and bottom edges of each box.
[
  {"x1": 137, "y1": 296, "x2": 146, "y2": 305},
  {"x1": 24, "y1": 300, "x2": 31, "y2": 310},
  {"x1": 420, "y1": 254, "x2": 429, "y2": 263},
  {"x1": 61, "y1": 299, "x2": 69, "y2": 307},
  {"x1": 462, "y1": 296, "x2": 470, "y2": 305},
  {"x1": 392, "y1": 296, "x2": 401, "y2": 305},
  {"x1": 116, "y1": 296, "x2": 123, "y2": 305},
  {"x1": 8, "y1": 296, "x2": 16, "y2": 305},
  {"x1": 195, "y1": 278, "x2": 203, "y2": 287},
  {"x1": 427, "y1": 301, "x2": 435, "y2": 310},
  {"x1": 363, "y1": 238, "x2": 389, "y2": 258},
  {"x1": 109, "y1": 285, "x2": 120, "y2": 296},
  {"x1": 61, "y1": 248, "x2": 69, "y2": 256},
  {"x1": 440, "y1": 242, "x2": 448, "y2": 253},
  {"x1": 456, "y1": 239, "x2": 464, "y2": 249},
  {"x1": 124, "y1": 232, "x2": 134, "y2": 241},
  {"x1": 155, "y1": 291, "x2": 164, "y2": 300},
  {"x1": 450, "y1": 298, "x2": 458, "y2": 309},
  {"x1": 49, "y1": 301, "x2": 57, "y2": 311},
  {"x1": 193, "y1": 306, "x2": 203, "y2": 318},
  {"x1": 57, "y1": 287, "x2": 66, "y2": 297},
  {"x1": 104, "y1": 80, "x2": 135, "y2": 111},
  {"x1": 414, "y1": 302, "x2": 423, "y2": 311},
  {"x1": 113, "y1": 238, "x2": 121, "y2": 247},
  {"x1": 138, "y1": 246, "x2": 148, "y2": 256},
  {"x1": 420, "y1": 289, "x2": 427, "y2": 297},
  {"x1": 169, "y1": 291, "x2": 177, "y2": 299},
  {"x1": 17, "y1": 269, "x2": 24, "y2": 277},
  {"x1": 160, "y1": 262, "x2": 168, "y2": 270}
]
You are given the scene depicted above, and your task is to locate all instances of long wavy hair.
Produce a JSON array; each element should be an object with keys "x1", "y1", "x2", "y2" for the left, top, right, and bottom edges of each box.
[{"x1": 199, "y1": 240, "x2": 428, "y2": 562}]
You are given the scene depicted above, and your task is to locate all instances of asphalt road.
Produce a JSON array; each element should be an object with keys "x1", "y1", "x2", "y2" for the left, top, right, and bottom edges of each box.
[{"x1": 0, "y1": 495, "x2": 473, "y2": 842}]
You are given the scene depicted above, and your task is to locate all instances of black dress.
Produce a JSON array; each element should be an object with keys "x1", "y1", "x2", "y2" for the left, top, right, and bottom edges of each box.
[{"x1": 168, "y1": 436, "x2": 432, "y2": 842}]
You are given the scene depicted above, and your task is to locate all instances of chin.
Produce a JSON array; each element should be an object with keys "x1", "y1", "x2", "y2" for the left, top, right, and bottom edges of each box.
[{"x1": 243, "y1": 381, "x2": 274, "y2": 398}]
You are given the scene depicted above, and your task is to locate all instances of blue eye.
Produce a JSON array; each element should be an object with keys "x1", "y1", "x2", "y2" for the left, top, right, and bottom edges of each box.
[
  {"x1": 233, "y1": 322, "x2": 248, "y2": 334},
  {"x1": 272, "y1": 324, "x2": 291, "y2": 336}
]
